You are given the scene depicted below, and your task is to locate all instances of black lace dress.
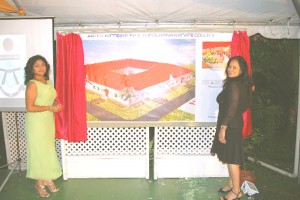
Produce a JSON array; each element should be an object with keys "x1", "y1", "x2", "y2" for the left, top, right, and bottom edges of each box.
[{"x1": 211, "y1": 78, "x2": 250, "y2": 165}]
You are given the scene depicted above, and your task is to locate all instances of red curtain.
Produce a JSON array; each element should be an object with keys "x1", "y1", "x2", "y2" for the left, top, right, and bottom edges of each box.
[
  {"x1": 231, "y1": 31, "x2": 253, "y2": 139},
  {"x1": 55, "y1": 33, "x2": 87, "y2": 142}
]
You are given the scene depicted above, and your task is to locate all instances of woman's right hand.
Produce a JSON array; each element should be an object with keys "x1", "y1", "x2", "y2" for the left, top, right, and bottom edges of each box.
[{"x1": 218, "y1": 129, "x2": 226, "y2": 144}]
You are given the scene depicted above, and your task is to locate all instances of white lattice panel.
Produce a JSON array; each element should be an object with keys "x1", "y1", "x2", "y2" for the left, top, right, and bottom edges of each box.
[
  {"x1": 155, "y1": 126, "x2": 216, "y2": 155},
  {"x1": 154, "y1": 126, "x2": 228, "y2": 179},
  {"x1": 64, "y1": 127, "x2": 148, "y2": 156},
  {"x1": 2, "y1": 112, "x2": 62, "y2": 170},
  {"x1": 61, "y1": 127, "x2": 149, "y2": 179}
]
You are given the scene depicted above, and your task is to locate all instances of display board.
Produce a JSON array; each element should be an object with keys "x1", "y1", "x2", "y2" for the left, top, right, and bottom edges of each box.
[
  {"x1": 0, "y1": 17, "x2": 54, "y2": 111},
  {"x1": 81, "y1": 32, "x2": 232, "y2": 122}
]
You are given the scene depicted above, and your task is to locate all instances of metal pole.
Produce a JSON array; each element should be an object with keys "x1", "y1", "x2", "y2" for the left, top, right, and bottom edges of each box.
[
  {"x1": 11, "y1": 0, "x2": 22, "y2": 10},
  {"x1": 297, "y1": 40, "x2": 300, "y2": 184},
  {"x1": 0, "y1": 161, "x2": 18, "y2": 192}
]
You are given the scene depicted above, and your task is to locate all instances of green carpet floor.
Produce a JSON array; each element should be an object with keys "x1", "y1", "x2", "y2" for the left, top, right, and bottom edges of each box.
[{"x1": 0, "y1": 169, "x2": 251, "y2": 200}]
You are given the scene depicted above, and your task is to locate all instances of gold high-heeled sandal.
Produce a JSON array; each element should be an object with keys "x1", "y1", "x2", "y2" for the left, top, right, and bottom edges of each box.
[
  {"x1": 44, "y1": 180, "x2": 59, "y2": 193},
  {"x1": 35, "y1": 183, "x2": 50, "y2": 198}
]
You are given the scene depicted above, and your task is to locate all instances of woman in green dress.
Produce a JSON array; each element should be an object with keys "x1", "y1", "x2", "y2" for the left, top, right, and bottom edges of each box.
[{"x1": 24, "y1": 55, "x2": 62, "y2": 198}]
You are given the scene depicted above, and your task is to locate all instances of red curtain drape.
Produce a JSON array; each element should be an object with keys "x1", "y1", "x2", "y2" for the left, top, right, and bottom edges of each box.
[
  {"x1": 231, "y1": 31, "x2": 253, "y2": 139},
  {"x1": 55, "y1": 33, "x2": 87, "y2": 142}
]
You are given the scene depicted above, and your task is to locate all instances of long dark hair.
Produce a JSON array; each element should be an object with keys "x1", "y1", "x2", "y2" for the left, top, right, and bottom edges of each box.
[
  {"x1": 223, "y1": 56, "x2": 253, "y2": 96},
  {"x1": 24, "y1": 55, "x2": 50, "y2": 85}
]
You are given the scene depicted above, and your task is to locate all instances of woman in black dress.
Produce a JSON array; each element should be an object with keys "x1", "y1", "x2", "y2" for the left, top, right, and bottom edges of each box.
[{"x1": 211, "y1": 56, "x2": 252, "y2": 200}]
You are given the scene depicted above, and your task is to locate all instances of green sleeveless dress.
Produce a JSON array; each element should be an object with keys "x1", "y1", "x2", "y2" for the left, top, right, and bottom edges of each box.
[{"x1": 25, "y1": 80, "x2": 62, "y2": 180}]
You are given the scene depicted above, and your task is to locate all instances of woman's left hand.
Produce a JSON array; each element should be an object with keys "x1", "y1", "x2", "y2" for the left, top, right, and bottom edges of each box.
[{"x1": 50, "y1": 104, "x2": 62, "y2": 113}]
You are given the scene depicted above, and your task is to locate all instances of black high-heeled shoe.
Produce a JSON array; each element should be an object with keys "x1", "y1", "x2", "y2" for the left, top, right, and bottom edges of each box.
[
  {"x1": 221, "y1": 190, "x2": 242, "y2": 200},
  {"x1": 217, "y1": 183, "x2": 232, "y2": 193}
]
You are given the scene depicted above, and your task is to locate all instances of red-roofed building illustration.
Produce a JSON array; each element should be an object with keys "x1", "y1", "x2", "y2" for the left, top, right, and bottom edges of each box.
[{"x1": 86, "y1": 59, "x2": 194, "y2": 106}]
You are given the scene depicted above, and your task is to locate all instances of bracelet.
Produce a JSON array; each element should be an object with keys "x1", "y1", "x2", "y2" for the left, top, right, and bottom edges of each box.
[{"x1": 221, "y1": 125, "x2": 227, "y2": 130}]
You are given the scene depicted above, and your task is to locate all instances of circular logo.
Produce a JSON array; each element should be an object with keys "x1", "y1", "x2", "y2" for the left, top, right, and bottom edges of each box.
[{"x1": 3, "y1": 38, "x2": 14, "y2": 51}]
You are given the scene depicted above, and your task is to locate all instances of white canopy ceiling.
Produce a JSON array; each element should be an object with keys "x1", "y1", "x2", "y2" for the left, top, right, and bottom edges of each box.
[{"x1": 1, "y1": 0, "x2": 300, "y2": 38}]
